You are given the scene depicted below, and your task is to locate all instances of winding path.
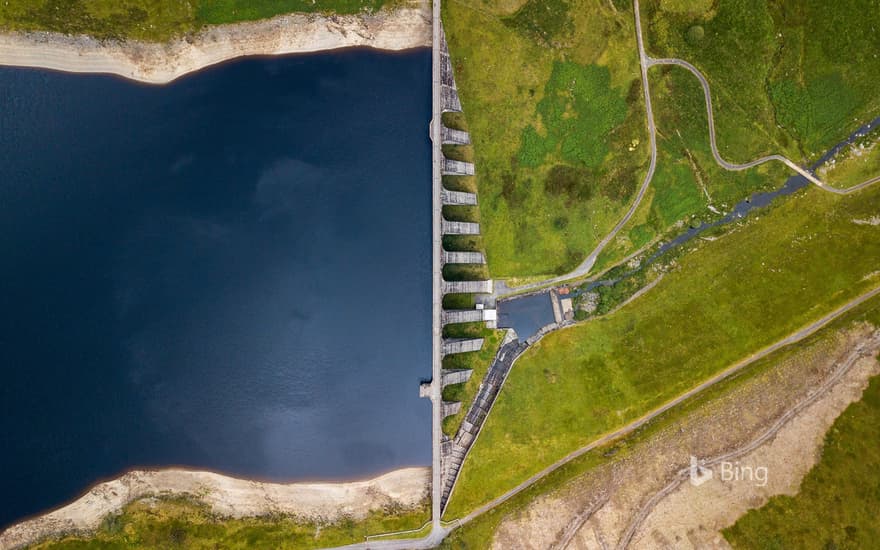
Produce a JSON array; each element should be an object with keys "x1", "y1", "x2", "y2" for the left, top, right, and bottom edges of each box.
[
  {"x1": 648, "y1": 56, "x2": 880, "y2": 196},
  {"x1": 499, "y1": 0, "x2": 880, "y2": 298}
]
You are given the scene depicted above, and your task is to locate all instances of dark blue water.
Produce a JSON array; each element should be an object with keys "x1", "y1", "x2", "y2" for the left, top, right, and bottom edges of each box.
[
  {"x1": 0, "y1": 49, "x2": 431, "y2": 527},
  {"x1": 497, "y1": 292, "x2": 554, "y2": 340}
]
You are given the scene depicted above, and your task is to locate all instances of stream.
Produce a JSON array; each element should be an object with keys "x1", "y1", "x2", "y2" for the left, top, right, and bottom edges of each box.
[{"x1": 498, "y1": 115, "x2": 880, "y2": 340}]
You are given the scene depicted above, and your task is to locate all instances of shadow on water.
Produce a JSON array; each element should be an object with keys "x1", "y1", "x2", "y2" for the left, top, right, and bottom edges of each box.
[{"x1": 498, "y1": 115, "x2": 880, "y2": 341}]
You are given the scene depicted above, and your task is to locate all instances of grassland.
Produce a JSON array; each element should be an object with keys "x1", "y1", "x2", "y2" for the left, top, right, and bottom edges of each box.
[
  {"x1": 443, "y1": 175, "x2": 880, "y2": 517},
  {"x1": 442, "y1": 0, "x2": 880, "y2": 279},
  {"x1": 723, "y1": 376, "x2": 880, "y2": 549},
  {"x1": 819, "y1": 126, "x2": 880, "y2": 190},
  {"x1": 592, "y1": 63, "x2": 790, "y2": 269},
  {"x1": 594, "y1": 0, "x2": 880, "y2": 268},
  {"x1": 32, "y1": 495, "x2": 428, "y2": 550},
  {"x1": 0, "y1": 0, "x2": 391, "y2": 41},
  {"x1": 644, "y1": 0, "x2": 880, "y2": 161},
  {"x1": 441, "y1": 295, "x2": 880, "y2": 547},
  {"x1": 442, "y1": 0, "x2": 649, "y2": 278}
]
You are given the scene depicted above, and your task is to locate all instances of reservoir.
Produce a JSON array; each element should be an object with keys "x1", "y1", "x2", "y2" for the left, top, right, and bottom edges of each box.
[{"x1": 0, "y1": 49, "x2": 432, "y2": 528}]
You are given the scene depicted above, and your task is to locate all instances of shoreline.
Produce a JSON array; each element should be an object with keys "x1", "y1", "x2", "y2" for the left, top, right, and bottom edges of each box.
[
  {"x1": 0, "y1": 466, "x2": 430, "y2": 549},
  {"x1": 0, "y1": 7, "x2": 433, "y2": 548},
  {"x1": 0, "y1": 4, "x2": 431, "y2": 84}
]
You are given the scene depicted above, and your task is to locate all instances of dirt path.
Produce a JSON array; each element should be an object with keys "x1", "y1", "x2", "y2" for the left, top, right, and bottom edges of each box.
[
  {"x1": 495, "y1": 0, "x2": 658, "y2": 297},
  {"x1": 0, "y1": 4, "x2": 430, "y2": 84},
  {"x1": 0, "y1": 467, "x2": 430, "y2": 550},
  {"x1": 486, "y1": 324, "x2": 880, "y2": 549},
  {"x1": 452, "y1": 284, "x2": 880, "y2": 526},
  {"x1": 646, "y1": 57, "x2": 880, "y2": 195},
  {"x1": 500, "y1": 0, "x2": 880, "y2": 297},
  {"x1": 622, "y1": 331, "x2": 880, "y2": 549}
]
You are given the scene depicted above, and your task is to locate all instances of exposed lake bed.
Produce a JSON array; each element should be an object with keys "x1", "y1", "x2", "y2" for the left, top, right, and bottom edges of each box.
[{"x1": 0, "y1": 49, "x2": 432, "y2": 534}]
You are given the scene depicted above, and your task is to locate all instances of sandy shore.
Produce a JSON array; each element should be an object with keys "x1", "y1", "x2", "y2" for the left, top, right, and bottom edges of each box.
[
  {"x1": 0, "y1": 3, "x2": 431, "y2": 84},
  {"x1": 0, "y1": 466, "x2": 430, "y2": 549}
]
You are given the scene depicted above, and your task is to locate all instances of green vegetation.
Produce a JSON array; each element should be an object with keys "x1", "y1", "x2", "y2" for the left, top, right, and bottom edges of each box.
[
  {"x1": 443, "y1": 175, "x2": 478, "y2": 194},
  {"x1": 0, "y1": 0, "x2": 391, "y2": 41},
  {"x1": 443, "y1": 205, "x2": 480, "y2": 223},
  {"x1": 724, "y1": 375, "x2": 880, "y2": 549},
  {"x1": 645, "y1": 0, "x2": 786, "y2": 160},
  {"x1": 442, "y1": 144, "x2": 476, "y2": 164},
  {"x1": 574, "y1": 262, "x2": 663, "y2": 318},
  {"x1": 443, "y1": 264, "x2": 490, "y2": 281},
  {"x1": 444, "y1": 179, "x2": 880, "y2": 517},
  {"x1": 441, "y1": 0, "x2": 880, "y2": 523},
  {"x1": 593, "y1": 0, "x2": 880, "y2": 268},
  {"x1": 820, "y1": 126, "x2": 880, "y2": 189},
  {"x1": 443, "y1": 293, "x2": 477, "y2": 310},
  {"x1": 33, "y1": 495, "x2": 428, "y2": 549},
  {"x1": 443, "y1": 234, "x2": 483, "y2": 253},
  {"x1": 645, "y1": 0, "x2": 880, "y2": 161},
  {"x1": 442, "y1": 111, "x2": 469, "y2": 132},
  {"x1": 443, "y1": 0, "x2": 880, "y2": 279},
  {"x1": 196, "y1": 0, "x2": 388, "y2": 25},
  {"x1": 439, "y1": 106, "x2": 502, "y2": 438},
  {"x1": 593, "y1": 64, "x2": 789, "y2": 269},
  {"x1": 443, "y1": 0, "x2": 649, "y2": 277},
  {"x1": 442, "y1": 328, "x2": 507, "y2": 436},
  {"x1": 0, "y1": 0, "x2": 195, "y2": 41},
  {"x1": 517, "y1": 62, "x2": 627, "y2": 170},
  {"x1": 442, "y1": 294, "x2": 880, "y2": 547}
]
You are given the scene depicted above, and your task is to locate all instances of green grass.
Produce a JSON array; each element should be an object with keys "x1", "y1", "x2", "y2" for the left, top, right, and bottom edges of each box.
[
  {"x1": 645, "y1": 0, "x2": 880, "y2": 161},
  {"x1": 443, "y1": 234, "x2": 484, "y2": 253},
  {"x1": 723, "y1": 375, "x2": 880, "y2": 549},
  {"x1": 443, "y1": 176, "x2": 478, "y2": 194},
  {"x1": 442, "y1": 294, "x2": 880, "y2": 547},
  {"x1": 33, "y1": 495, "x2": 429, "y2": 549},
  {"x1": 563, "y1": 0, "x2": 880, "y2": 271},
  {"x1": 443, "y1": 0, "x2": 649, "y2": 278},
  {"x1": 448, "y1": 0, "x2": 880, "y2": 279},
  {"x1": 0, "y1": 0, "x2": 392, "y2": 41},
  {"x1": 443, "y1": 293, "x2": 477, "y2": 310},
  {"x1": 518, "y1": 62, "x2": 628, "y2": 170},
  {"x1": 443, "y1": 264, "x2": 490, "y2": 281},
  {"x1": 594, "y1": 64, "x2": 789, "y2": 268},
  {"x1": 442, "y1": 205, "x2": 480, "y2": 223},
  {"x1": 503, "y1": 0, "x2": 573, "y2": 47},
  {"x1": 443, "y1": 178, "x2": 880, "y2": 518},
  {"x1": 442, "y1": 329, "x2": 507, "y2": 436},
  {"x1": 442, "y1": 145, "x2": 476, "y2": 164},
  {"x1": 196, "y1": 0, "x2": 389, "y2": 25},
  {"x1": 819, "y1": 126, "x2": 880, "y2": 190},
  {"x1": 442, "y1": 111, "x2": 470, "y2": 132},
  {"x1": 645, "y1": 0, "x2": 787, "y2": 160},
  {"x1": 764, "y1": 0, "x2": 880, "y2": 159},
  {"x1": 0, "y1": 0, "x2": 196, "y2": 41}
]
